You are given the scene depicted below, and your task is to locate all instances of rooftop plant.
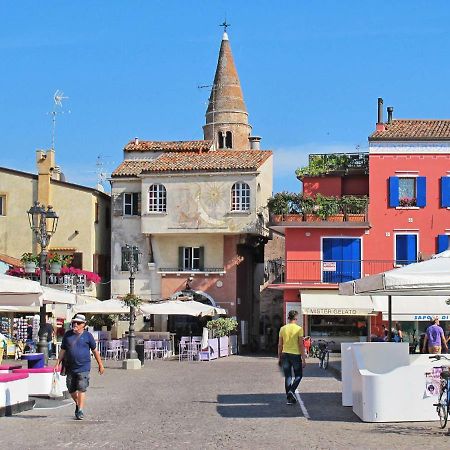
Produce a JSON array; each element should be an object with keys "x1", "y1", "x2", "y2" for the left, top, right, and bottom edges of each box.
[{"x1": 296, "y1": 153, "x2": 351, "y2": 178}]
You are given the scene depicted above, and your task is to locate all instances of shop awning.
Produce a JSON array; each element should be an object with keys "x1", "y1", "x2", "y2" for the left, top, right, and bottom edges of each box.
[
  {"x1": 373, "y1": 295, "x2": 450, "y2": 321},
  {"x1": 301, "y1": 290, "x2": 374, "y2": 316}
]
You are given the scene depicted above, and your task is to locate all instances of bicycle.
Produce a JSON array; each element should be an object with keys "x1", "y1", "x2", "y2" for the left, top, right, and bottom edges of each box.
[
  {"x1": 309, "y1": 340, "x2": 322, "y2": 359},
  {"x1": 310, "y1": 339, "x2": 334, "y2": 369},
  {"x1": 429, "y1": 354, "x2": 450, "y2": 428}
]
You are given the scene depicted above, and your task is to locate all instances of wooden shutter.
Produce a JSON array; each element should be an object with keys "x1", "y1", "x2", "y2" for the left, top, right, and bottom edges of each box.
[
  {"x1": 72, "y1": 252, "x2": 83, "y2": 269},
  {"x1": 437, "y1": 235, "x2": 449, "y2": 254},
  {"x1": 178, "y1": 247, "x2": 184, "y2": 270},
  {"x1": 388, "y1": 177, "x2": 399, "y2": 207},
  {"x1": 136, "y1": 192, "x2": 141, "y2": 216},
  {"x1": 112, "y1": 193, "x2": 124, "y2": 216},
  {"x1": 199, "y1": 246, "x2": 205, "y2": 271},
  {"x1": 441, "y1": 177, "x2": 450, "y2": 208},
  {"x1": 416, "y1": 176, "x2": 426, "y2": 207}
]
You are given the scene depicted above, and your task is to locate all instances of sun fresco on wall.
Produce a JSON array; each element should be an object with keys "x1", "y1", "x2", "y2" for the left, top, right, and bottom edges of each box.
[{"x1": 174, "y1": 182, "x2": 247, "y2": 231}]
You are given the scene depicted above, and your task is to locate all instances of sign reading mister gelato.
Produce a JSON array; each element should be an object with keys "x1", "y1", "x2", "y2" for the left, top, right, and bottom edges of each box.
[{"x1": 302, "y1": 307, "x2": 364, "y2": 316}]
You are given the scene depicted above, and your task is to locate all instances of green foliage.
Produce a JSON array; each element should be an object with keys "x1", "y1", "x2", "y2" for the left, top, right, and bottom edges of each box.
[
  {"x1": 296, "y1": 154, "x2": 351, "y2": 178},
  {"x1": 267, "y1": 192, "x2": 290, "y2": 215},
  {"x1": 315, "y1": 194, "x2": 341, "y2": 219},
  {"x1": 87, "y1": 314, "x2": 116, "y2": 330},
  {"x1": 121, "y1": 293, "x2": 143, "y2": 308},
  {"x1": 340, "y1": 195, "x2": 368, "y2": 214},
  {"x1": 21, "y1": 253, "x2": 39, "y2": 264},
  {"x1": 207, "y1": 317, "x2": 238, "y2": 338}
]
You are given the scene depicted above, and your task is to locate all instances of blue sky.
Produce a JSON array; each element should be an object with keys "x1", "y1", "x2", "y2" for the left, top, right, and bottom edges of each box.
[{"x1": 1, "y1": 1, "x2": 450, "y2": 193}]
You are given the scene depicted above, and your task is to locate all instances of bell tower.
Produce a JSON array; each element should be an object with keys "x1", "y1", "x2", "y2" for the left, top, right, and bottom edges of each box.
[{"x1": 203, "y1": 28, "x2": 252, "y2": 150}]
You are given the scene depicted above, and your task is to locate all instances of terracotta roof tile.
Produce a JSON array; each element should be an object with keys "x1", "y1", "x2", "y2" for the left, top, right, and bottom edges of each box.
[
  {"x1": 124, "y1": 140, "x2": 213, "y2": 152},
  {"x1": 0, "y1": 253, "x2": 22, "y2": 267},
  {"x1": 112, "y1": 150, "x2": 272, "y2": 177},
  {"x1": 370, "y1": 120, "x2": 450, "y2": 141}
]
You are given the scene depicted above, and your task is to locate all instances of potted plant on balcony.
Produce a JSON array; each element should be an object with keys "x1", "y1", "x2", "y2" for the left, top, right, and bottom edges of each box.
[
  {"x1": 267, "y1": 192, "x2": 289, "y2": 222},
  {"x1": 21, "y1": 253, "x2": 39, "y2": 274},
  {"x1": 317, "y1": 195, "x2": 344, "y2": 222},
  {"x1": 341, "y1": 195, "x2": 368, "y2": 222},
  {"x1": 284, "y1": 193, "x2": 303, "y2": 222},
  {"x1": 48, "y1": 254, "x2": 63, "y2": 274},
  {"x1": 302, "y1": 195, "x2": 321, "y2": 222}
]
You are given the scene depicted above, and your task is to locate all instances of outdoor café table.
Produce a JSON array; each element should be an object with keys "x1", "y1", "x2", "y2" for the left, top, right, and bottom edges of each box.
[{"x1": 21, "y1": 353, "x2": 45, "y2": 369}]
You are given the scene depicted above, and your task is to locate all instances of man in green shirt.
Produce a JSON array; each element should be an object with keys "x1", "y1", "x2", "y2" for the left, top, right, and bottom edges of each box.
[{"x1": 278, "y1": 310, "x2": 306, "y2": 405}]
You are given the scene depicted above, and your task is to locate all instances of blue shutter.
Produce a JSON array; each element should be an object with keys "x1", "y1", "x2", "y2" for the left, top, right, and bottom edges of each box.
[
  {"x1": 441, "y1": 177, "x2": 450, "y2": 208},
  {"x1": 405, "y1": 235, "x2": 417, "y2": 264},
  {"x1": 389, "y1": 177, "x2": 399, "y2": 207},
  {"x1": 437, "y1": 234, "x2": 449, "y2": 254},
  {"x1": 416, "y1": 176, "x2": 426, "y2": 207},
  {"x1": 396, "y1": 235, "x2": 416, "y2": 265}
]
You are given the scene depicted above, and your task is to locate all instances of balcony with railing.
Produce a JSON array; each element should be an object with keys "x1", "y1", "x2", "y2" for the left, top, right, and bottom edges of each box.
[{"x1": 268, "y1": 259, "x2": 412, "y2": 287}]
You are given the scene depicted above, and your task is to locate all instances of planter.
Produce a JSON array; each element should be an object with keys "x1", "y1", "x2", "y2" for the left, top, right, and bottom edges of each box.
[
  {"x1": 229, "y1": 335, "x2": 238, "y2": 355},
  {"x1": 50, "y1": 263, "x2": 62, "y2": 274},
  {"x1": 219, "y1": 336, "x2": 229, "y2": 357},
  {"x1": 327, "y1": 214, "x2": 345, "y2": 222},
  {"x1": 271, "y1": 214, "x2": 283, "y2": 223},
  {"x1": 24, "y1": 262, "x2": 37, "y2": 274},
  {"x1": 346, "y1": 213, "x2": 366, "y2": 222},
  {"x1": 284, "y1": 214, "x2": 303, "y2": 223},
  {"x1": 304, "y1": 213, "x2": 321, "y2": 222}
]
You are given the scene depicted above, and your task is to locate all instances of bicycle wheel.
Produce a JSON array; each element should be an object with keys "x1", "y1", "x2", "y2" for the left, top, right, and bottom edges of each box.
[
  {"x1": 437, "y1": 386, "x2": 448, "y2": 429},
  {"x1": 322, "y1": 351, "x2": 330, "y2": 369}
]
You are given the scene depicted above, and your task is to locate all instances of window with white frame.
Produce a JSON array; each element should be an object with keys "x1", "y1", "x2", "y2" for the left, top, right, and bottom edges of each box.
[
  {"x1": 149, "y1": 184, "x2": 166, "y2": 212},
  {"x1": 231, "y1": 182, "x2": 250, "y2": 211},
  {"x1": 183, "y1": 247, "x2": 200, "y2": 271},
  {"x1": 123, "y1": 193, "x2": 139, "y2": 216},
  {"x1": 0, "y1": 195, "x2": 5, "y2": 215}
]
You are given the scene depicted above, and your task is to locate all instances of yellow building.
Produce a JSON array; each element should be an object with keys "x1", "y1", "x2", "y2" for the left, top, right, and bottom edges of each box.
[{"x1": 0, "y1": 149, "x2": 111, "y2": 298}]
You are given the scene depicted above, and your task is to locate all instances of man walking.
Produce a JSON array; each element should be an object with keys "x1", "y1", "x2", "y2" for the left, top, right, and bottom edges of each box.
[
  {"x1": 55, "y1": 314, "x2": 104, "y2": 420},
  {"x1": 278, "y1": 310, "x2": 306, "y2": 405},
  {"x1": 423, "y1": 316, "x2": 448, "y2": 354}
]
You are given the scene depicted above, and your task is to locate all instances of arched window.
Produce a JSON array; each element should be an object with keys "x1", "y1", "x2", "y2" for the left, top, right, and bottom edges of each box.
[
  {"x1": 225, "y1": 131, "x2": 233, "y2": 149},
  {"x1": 218, "y1": 132, "x2": 225, "y2": 149},
  {"x1": 149, "y1": 184, "x2": 166, "y2": 212},
  {"x1": 231, "y1": 182, "x2": 250, "y2": 211}
]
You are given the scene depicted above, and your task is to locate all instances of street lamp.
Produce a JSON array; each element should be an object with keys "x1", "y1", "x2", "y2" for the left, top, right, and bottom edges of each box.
[
  {"x1": 123, "y1": 244, "x2": 142, "y2": 363},
  {"x1": 27, "y1": 201, "x2": 59, "y2": 362}
]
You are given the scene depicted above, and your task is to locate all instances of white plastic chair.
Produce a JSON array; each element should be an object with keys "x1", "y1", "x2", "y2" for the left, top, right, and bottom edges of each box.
[{"x1": 105, "y1": 340, "x2": 121, "y2": 360}]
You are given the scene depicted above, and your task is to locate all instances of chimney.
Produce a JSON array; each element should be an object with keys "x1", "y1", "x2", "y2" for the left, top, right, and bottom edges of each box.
[
  {"x1": 387, "y1": 106, "x2": 393, "y2": 124},
  {"x1": 249, "y1": 136, "x2": 261, "y2": 150},
  {"x1": 376, "y1": 98, "x2": 385, "y2": 131},
  {"x1": 134, "y1": 137, "x2": 139, "y2": 145}
]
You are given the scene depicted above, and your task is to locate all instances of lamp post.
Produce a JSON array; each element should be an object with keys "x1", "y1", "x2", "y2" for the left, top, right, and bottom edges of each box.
[
  {"x1": 123, "y1": 244, "x2": 142, "y2": 365},
  {"x1": 27, "y1": 201, "x2": 59, "y2": 363}
]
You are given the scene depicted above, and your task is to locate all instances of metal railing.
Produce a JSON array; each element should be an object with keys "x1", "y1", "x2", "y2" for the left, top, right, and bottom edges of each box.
[{"x1": 270, "y1": 259, "x2": 417, "y2": 284}]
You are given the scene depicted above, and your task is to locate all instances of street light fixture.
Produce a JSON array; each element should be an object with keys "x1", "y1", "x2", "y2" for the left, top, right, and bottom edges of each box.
[
  {"x1": 123, "y1": 244, "x2": 142, "y2": 363},
  {"x1": 27, "y1": 201, "x2": 59, "y2": 362}
]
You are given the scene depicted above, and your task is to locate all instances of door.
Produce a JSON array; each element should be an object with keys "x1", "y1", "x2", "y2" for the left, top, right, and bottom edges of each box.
[{"x1": 322, "y1": 238, "x2": 361, "y2": 283}]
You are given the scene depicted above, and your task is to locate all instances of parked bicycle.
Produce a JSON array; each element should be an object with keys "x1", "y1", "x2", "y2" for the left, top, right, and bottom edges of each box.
[
  {"x1": 310, "y1": 339, "x2": 334, "y2": 369},
  {"x1": 429, "y1": 354, "x2": 450, "y2": 428}
]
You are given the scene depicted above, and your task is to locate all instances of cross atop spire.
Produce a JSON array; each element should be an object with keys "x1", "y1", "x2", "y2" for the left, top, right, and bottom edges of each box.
[{"x1": 219, "y1": 20, "x2": 230, "y2": 33}]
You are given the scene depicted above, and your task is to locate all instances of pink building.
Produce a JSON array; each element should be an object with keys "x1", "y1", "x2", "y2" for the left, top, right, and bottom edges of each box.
[{"x1": 270, "y1": 99, "x2": 450, "y2": 346}]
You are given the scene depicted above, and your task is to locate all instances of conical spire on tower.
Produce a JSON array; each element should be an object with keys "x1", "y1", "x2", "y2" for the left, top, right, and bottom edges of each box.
[{"x1": 203, "y1": 30, "x2": 252, "y2": 150}]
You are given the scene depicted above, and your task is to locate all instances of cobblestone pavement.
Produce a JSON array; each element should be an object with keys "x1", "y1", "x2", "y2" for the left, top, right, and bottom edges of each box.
[{"x1": 2, "y1": 356, "x2": 449, "y2": 449}]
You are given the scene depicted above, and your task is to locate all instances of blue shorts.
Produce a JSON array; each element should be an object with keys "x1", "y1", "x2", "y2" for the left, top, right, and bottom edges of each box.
[{"x1": 66, "y1": 371, "x2": 90, "y2": 393}]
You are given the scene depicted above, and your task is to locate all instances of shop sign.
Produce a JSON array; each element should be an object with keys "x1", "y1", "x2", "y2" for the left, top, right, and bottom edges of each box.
[
  {"x1": 383, "y1": 314, "x2": 450, "y2": 322},
  {"x1": 303, "y1": 307, "x2": 366, "y2": 316},
  {"x1": 323, "y1": 262, "x2": 336, "y2": 272}
]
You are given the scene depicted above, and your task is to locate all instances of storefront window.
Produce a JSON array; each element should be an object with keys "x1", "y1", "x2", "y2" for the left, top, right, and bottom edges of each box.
[{"x1": 309, "y1": 315, "x2": 368, "y2": 338}]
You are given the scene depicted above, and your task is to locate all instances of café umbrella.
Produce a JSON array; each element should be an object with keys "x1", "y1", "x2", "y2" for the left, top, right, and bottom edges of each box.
[
  {"x1": 0, "y1": 273, "x2": 43, "y2": 307},
  {"x1": 339, "y1": 250, "x2": 450, "y2": 338}
]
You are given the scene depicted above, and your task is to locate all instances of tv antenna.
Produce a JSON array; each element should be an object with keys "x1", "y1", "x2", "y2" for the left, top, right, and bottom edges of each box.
[{"x1": 48, "y1": 90, "x2": 70, "y2": 150}]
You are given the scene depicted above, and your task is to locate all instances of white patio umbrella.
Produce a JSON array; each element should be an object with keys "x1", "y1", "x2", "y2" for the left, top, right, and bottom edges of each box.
[
  {"x1": 140, "y1": 300, "x2": 227, "y2": 317},
  {"x1": 73, "y1": 299, "x2": 128, "y2": 315},
  {"x1": 339, "y1": 250, "x2": 450, "y2": 337},
  {"x1": 0, "y1": 273, "x2": 43, "y2": 307}
]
